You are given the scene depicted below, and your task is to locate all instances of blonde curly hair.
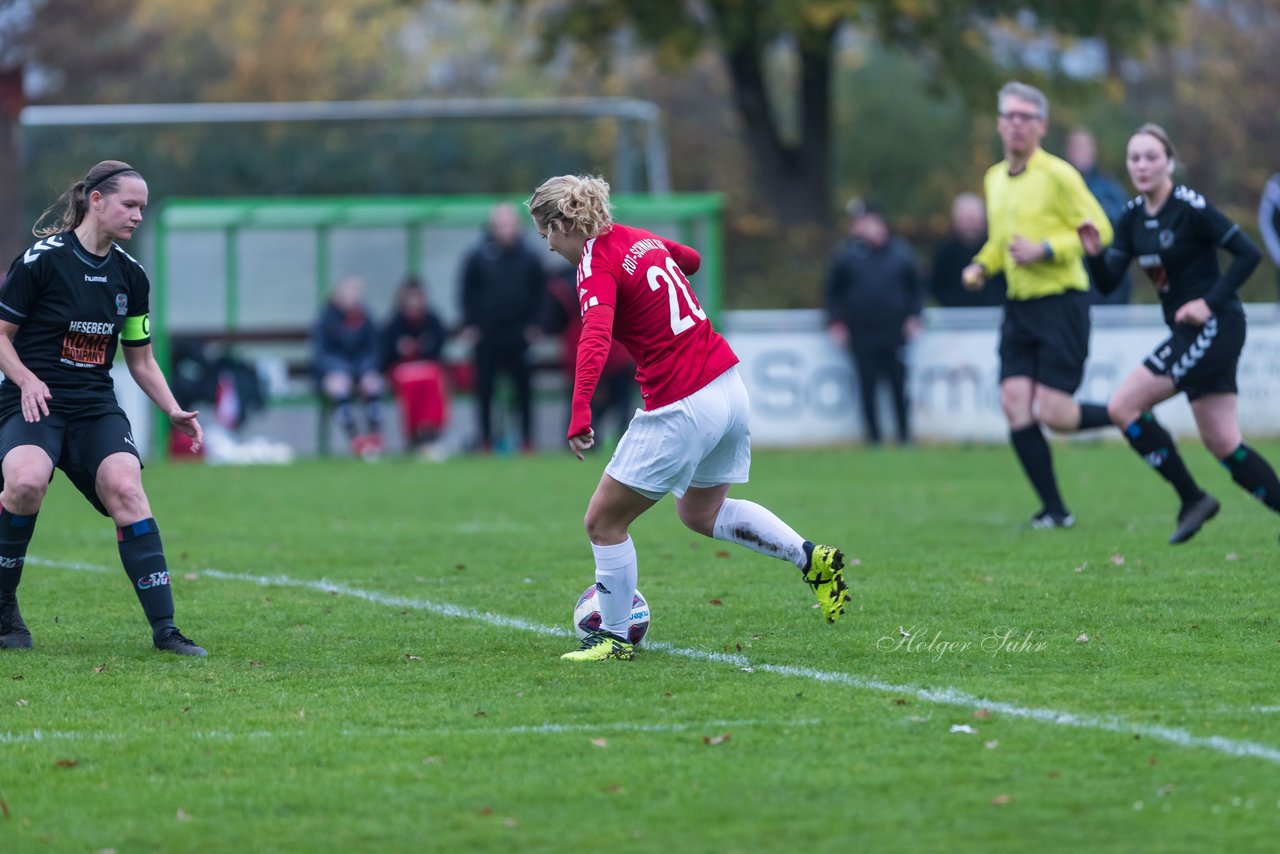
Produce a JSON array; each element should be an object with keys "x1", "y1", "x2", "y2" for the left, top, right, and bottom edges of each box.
[{"x1": 525, "y1": 174, "x2": 613, "y2": 238}]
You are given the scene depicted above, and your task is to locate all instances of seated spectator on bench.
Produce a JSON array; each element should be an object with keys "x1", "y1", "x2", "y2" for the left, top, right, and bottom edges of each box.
[
  {"x1": 381, "y1": 276, "x2": 450, "y2": 460},
  {"x1": 312, "y1": 275, "x2": 383, "y2": 459}
]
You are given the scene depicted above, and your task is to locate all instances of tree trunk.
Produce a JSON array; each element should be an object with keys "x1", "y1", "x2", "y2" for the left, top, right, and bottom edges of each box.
[{"x1": 721, "y1": 31, "x2": 835, "y2": 227}]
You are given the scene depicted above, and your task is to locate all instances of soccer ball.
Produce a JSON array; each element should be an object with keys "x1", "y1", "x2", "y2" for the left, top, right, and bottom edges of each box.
[{"x1": 573, "y1": 585, "x2": 650, "y2": 646}]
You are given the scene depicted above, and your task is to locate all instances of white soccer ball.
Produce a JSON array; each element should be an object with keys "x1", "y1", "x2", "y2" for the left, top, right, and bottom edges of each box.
[{"x1": 573, "y1": 584, "x2": 651, "y2": 646}]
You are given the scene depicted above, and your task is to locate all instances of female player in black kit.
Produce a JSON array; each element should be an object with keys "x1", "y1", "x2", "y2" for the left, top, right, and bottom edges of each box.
[
  {"x1": 1079, "y1": 124, "x2": 1277, "y2": 545},
  {"x1": 0, "y1": 160, "x2": 207, "y2": 655}
]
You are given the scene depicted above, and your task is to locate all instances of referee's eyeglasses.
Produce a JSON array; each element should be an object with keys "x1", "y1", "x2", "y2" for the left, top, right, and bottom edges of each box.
[{"x1": 999, "y1": 110, "x2": 1042, "y2": 124}]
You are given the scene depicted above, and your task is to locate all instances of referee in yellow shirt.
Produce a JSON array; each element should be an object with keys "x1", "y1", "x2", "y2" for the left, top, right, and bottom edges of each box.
[{"x1": 962, "y1": 81, "x2": 1114, "y2": 529}]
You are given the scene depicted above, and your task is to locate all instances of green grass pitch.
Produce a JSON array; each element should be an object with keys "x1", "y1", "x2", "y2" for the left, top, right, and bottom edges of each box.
[{"x1": 2, "y1": 441, "x2": 1278, "y2": 852}]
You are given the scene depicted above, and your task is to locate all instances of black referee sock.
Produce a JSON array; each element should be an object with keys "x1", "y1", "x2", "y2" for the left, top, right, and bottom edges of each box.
[
  {"x1": 1010, "y1": 425, "x2": 1067, "y2": 516},
  {"x1": 1123, "y1": 414, "x2": 1204, "y2": 506},
  {"x1": 117, "y1": 518, "x2": 176, "y2": 636},
  {"x1": 1077, "y1": 402, "x2": 1113, "y2": 431},
  {"x1": 0, "y1": 509, "x2": 38, "y2": 603},
  {"x1": 1221, "y1": 444, "x2": 1280, "y2": 514}
]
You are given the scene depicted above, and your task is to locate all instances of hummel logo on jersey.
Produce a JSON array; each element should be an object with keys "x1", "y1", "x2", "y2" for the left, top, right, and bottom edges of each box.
[
  {"x1": 85, "y1": 274, "x2": 108, "y2": 283},
  {"x1": 23, "y1": 235, "x2": 64, "y2": 264}
]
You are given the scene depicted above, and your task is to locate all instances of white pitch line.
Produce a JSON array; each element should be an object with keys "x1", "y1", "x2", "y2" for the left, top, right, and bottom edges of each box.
[{"x1": 29, "y1": 556, "x2": 1280, "y2": 765}]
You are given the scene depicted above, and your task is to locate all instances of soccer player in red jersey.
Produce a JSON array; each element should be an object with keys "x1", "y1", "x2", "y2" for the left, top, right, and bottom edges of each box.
[{"x1": 526, "y1": 175, "x2": 850, "y2": 662}]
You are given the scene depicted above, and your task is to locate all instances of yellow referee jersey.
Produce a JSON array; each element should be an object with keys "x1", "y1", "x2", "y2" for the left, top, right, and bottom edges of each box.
[{"x1": 974, "y1": 147, "x2": 1113, "y2": 301}]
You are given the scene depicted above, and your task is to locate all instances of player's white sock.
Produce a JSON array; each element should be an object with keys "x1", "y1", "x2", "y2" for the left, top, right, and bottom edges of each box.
[
  {"x1": 713, "y1": 498, "x2": 807, "y2": 569},
  {"x1": 591, "y1": 536, "x2": 638, "y2": 640}
]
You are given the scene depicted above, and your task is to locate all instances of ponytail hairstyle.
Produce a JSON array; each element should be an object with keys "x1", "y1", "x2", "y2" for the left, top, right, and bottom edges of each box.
[
  {"x1": 1133, "y1": 122, "x2": 1179, "y2": 175},
  {"x1": 525, "y1": 174, "x2": 613, "y2": 238},
  {"x1": 33, "y1": 160, "x2": 142, "y2": 237}
]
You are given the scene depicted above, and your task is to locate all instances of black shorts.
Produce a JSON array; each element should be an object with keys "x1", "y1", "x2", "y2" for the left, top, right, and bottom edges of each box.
[
  {"x1": 998, "y1": 289, "x2": 1091, "y2": 394},
  {"x1": 0, "y1": 409, "x2": 141, "y2": 516},
  {"x1": 1143, "y1": 313, "x2": 1245, "y2": 401}
]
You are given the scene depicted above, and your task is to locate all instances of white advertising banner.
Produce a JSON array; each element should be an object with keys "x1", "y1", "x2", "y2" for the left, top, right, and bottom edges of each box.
[{"x1": 723, "y1": 305, "x2": 1280, "y2": 447}]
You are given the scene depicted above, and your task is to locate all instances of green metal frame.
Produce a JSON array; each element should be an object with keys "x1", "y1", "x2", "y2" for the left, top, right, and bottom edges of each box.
[{"x1": 148, "y1": 193, "x2": 725, "y2": 457}]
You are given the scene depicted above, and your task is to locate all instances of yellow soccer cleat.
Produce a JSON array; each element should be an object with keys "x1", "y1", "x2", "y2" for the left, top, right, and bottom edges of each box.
[
  {"x1": 561, "y1": 630, "x2": 635, "y2": 662},
  {"x1": 802, "y1": 544, "x2": 851, "y2": 624}
]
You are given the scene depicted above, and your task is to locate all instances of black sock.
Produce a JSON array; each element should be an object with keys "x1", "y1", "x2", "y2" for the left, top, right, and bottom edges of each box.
[
  {"x1": 1010, "y1": 425, "x2": 1067, "y2": 515},
  {"x1": 0, "y1": 509, "x2": 37, "y2": 602},
  {"x1": 1123, "y1": 414, "x2": 1205, "y2": 506},
  {"x1": 1220, "y1": 444, "x2": 1280, "y2": 513},
  {"x1": 364, "y1": 397, "x2": 382, "y2": 434},
  {"x1": 1077, "y1": 402, "x2": 1112, "y2": 431},
  {"x1": 117, "y1": 518, "x2": 176, "y2": 636},
  {"x1": 334, "y1": 398, "x2": 359, "y2": 438}
]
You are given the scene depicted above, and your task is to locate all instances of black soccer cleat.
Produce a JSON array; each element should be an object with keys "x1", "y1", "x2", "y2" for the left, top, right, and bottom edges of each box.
[
  {"x1": 154, "y1": 627, "x2": 208, "y2": 657},
  {"x1": 1169, "y1": 493, "x2": 1221, "y2": 545},
  {"x1": 0, "y1": 597, "x2": 33, "y2": 649}
]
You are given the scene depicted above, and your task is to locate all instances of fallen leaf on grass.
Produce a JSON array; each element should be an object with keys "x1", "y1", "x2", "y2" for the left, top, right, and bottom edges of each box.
[
  {"x1": 1073, "y1": 562, "x2": 1088, "y2": 573},
  {"x1": 183, "y1": 573, "x2": 199, "y2": 581},
  {"x1": 702, "y1": 732, "x2": 732, "y2": 746},
  {"x1": 422, "y1": 757, "x2": 438, "y2": 765},
  {"x1": 949, "y1": 724, "x2": 977, "y2": 734},
  {"x1": 591, "y1": 738, "x2": 608, "y2": 748},
  {"x1": 10, "y1": 674, "x2": 22, "y2": 680},
  {"x1": 1047, "y1": 770, "x2": 1060, "y2": 778},
  {"x1": 1076, "y1": 634, "x2": 1090, "y2": 643},
  {"x1": 973, "y1": 708, "x2": 990, "y2": 719},
  {"x1": 176, "y1": 809, "x2": 191, "y2": 822},
  {"x1": 735, "y1": 643, "x2": 742, "y2": 652},
  {"x1": 984, "y1": 740, "x2": 999, "y2": 749},
  {"x1": 1109, "y1": 554, "x2": 1126, "y2": 565},
  {"x1": 992, "y1": 795, "x2": 1012, "y2": 806},
  {"x1": 405, "y1": 655, "x2": 422, "y2": 661},
  {"x1": 55, "y1": 759, "x2": 79, "y2": 768},
  {"x1": 0, "y1": 798, "x2": 8, "y2": 818},
  {"x1": 478, "y1": 806, "x2": 493, "y2": 816},
  {"x1": 893, "y1": 698, "x2": 909, "y2": 706},
  {"x1": 714, "y1": 550, "x2": 730, "y2": 558},
  {"x1": 1225, "y1": 553, "x2": 1238, "y2": 561},
  {"x1": 15, "y1": 699, "x2": 27, "y2": 707},
  {"x1": 503, "y1": 817, "x2": 517, "y2": 828},
  {"x1": 93, "y1": 664, "x2": 107, "y2": 673},
  {"x1": 474, "y1": 710, "x2": 487, "y2": 718},
  {"x1": 740, "y1": 667, "x2": 755, "y2": 674},
  {"x1": 602, "y1": 783, "x2": 625, "y2": 794},
  {"x1": 249, "y1": 661, "x2": 263, "y2": 668},
  {"x1": 708, "y1": 599, "x2": 722, "y2": 606}
]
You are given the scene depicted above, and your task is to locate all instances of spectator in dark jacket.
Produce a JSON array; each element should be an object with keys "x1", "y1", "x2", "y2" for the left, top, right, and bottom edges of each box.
[
  {"x1": 459, "y1": 203, "x2": 548, "y2": 452},
  {"x1": 381, "y1": 275, "x2": 449, "y2": 458},
  {"x1": 1260, "y1": 172, "x2": 1280, "y2": 296},
  {"x1": 931, "y1": 192, "x2": 1006, "y2": 307},
  {"x1": 1066, "y1": 127, "x2": 1132, "y2": 305},
  {"x1": 825, "y1": 200, "x2": 924, "y2": 446},
  {"x1": 312, "y1": 275, "x2": 383, "y2": 458}
]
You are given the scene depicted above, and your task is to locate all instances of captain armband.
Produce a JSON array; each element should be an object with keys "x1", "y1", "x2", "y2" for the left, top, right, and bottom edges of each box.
[{"x1": 121, "y1": 313, "x2": 151, "y2": 346}]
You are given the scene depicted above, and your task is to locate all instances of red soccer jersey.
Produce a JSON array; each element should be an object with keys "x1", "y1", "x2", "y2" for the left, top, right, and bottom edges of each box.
[{"x1": 568, "y1": 223, "x2": 738, "y2": 437}]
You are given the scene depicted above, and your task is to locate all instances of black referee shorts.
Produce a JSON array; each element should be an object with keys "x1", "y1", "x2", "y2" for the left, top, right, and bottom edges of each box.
[
  {"x1": 0, "y1": 408, "x2": 141, "y2": 516},
  {"x1": 998, "y1": 289, "x2": 1091, "y2": 394},
  {"x1": 1143, "y1": 312, "x2": 1245, "y2": 401}
]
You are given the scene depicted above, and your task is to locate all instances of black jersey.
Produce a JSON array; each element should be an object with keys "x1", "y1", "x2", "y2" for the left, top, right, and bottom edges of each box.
[
  {"x1": 0, "y1": 230, "x2": 152, "y2": 417},
  {"x1": 1089, "y1": 185, "x2": 1261, "y2": 326}
]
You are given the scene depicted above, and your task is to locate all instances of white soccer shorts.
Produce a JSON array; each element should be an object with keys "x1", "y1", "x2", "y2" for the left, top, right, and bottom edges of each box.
[{"x1": 604, "y1": 366, "x2": 752, "y2": 500}]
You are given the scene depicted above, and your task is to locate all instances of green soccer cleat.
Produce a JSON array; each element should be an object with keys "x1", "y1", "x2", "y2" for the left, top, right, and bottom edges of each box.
[
  {"x1": 561, "y1": 630, "x2": 635, "y2": 662},
  {"x1": 802, "y1": 544, "x2": 851, "y2": 624}
]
